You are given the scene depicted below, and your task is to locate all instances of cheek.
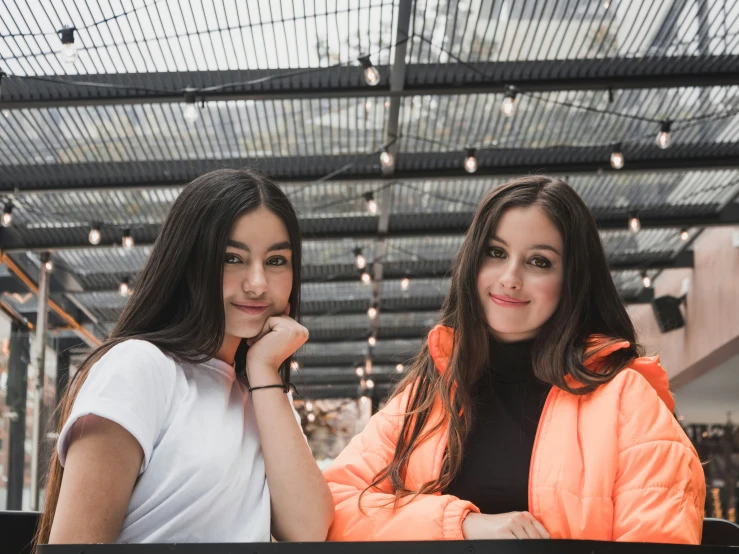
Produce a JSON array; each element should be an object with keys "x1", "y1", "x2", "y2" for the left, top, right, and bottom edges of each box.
[
  {"x1": 477, "y1": 263, "x2": 497, "y2": 297},
  {"x1": 222, "y1": 271, "x2": 240, "y2": 300},
  {"x1": 269, "y1": 271, "x2": 294, "y2": 304},
  {"x1": 531, "y1": 273, "x2": 564, "y2": 309}
]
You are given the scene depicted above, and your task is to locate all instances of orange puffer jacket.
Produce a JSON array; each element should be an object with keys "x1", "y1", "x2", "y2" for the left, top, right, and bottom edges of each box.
[{"x1": 325, "y1": 325, "x2": 705, "y2": 543}]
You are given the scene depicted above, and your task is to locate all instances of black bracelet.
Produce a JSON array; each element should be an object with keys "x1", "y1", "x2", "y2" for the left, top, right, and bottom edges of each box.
[{"x1": 247, "y1": 383, "x2": 299, "y2": 395}]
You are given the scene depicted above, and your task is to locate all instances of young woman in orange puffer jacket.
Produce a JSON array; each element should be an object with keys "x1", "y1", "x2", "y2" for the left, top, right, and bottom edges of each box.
[{"x1": 324, "y1": 175, "x2": 705, "y2": 544}]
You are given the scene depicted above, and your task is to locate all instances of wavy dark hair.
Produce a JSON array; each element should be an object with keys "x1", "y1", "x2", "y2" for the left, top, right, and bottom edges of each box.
[
  {"x1": 36, "y1": 168, "x2": 302, "y2": 546},
  {"x1": 365, "y1": 175, "x2": 642, "y2": 502}
]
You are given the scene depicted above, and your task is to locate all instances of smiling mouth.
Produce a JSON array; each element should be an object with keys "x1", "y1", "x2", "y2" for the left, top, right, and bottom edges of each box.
[
  {"x1": 231, "y1": 304, "x2": 269, "y2": 315},
  {"x1": 489, "y1": 294, "x2": 530, "y2": 308}
]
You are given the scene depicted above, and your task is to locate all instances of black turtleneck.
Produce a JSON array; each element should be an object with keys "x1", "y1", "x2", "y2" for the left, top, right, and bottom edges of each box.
[{"x1": 443, "y1": 337, "x2": 551, "y2": 514}]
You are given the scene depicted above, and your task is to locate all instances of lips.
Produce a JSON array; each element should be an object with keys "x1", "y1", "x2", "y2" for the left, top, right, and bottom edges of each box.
[
  {"x1": 231, "y1": 303, "x2": 269, "y2": 315},
  {"x1": 489, "y1": 294, "x2": 530, "y2": 308}
]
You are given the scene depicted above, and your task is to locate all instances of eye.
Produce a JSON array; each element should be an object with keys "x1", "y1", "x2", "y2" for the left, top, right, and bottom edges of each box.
[
  {"x1": 530, "y1": 256, "x2": 552, "y2": 269},
  {"x1": 487, "y1": 246, "x2": 506, "y2": 259},
  {"x1": 267, "y1": 256, "x2": 288, "y2": 266},
  {"x1": 225, "y1": 253, "x2": 241, "y2": 265}
]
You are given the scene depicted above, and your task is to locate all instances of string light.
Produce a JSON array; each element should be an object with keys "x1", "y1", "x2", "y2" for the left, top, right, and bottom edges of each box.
[
  {"x1": 88, "y1": 225, "x2": 102, "y2": 245},
  {"x1": 305, "y1": 401, "x2": 313, "y2": 412},
  {"x1": 360, "y1": 396, "x2": 369, "y2": 404},
  {"x1": 464, "y1": 148, "x2": 478, "y2": 173},
  {"x1": 610, "y1": 144, "x2": 624, "y2": 169},
  {"x1": 656, "y1": 121, "x2": 672, "y2": 149},
  {"x1": 58, "y1": 27, "x2": 77, "y2": 67},
  {"x1": 501, "y1": 86, "x2": 517, "y2": 117},
  {"x1": 2, "y1": 203, "x2": 12, "y2": 227},
  {"x1": 629, "y1": 215, "x2": 641, "y2": 233},
  {"x1": 183, "y1": 88, "x2": 198, "y2": 123},
  {"x1": 358, "y1": 56, "x2": 380, "y2": 86},
  {"x1": 368, "y1": 336, "x2": 376, "y2": 347},
  {"x1": 379, "y1": 149, "x2": 394, "y2": 170},
  {"x1": 119, "y1": 277, "x2": 131, "y2": 296},
  {"x1": 396, "y1": 363, "x2": 404, "y2": 372},
  {"x1": 307, "y1": 413, "x2": 316, "y2": 422},
  {"x1": 680, "y1": 228, "x2": 689, "y2": 241},
  {"x1": 401, "y1": 277, "x2": 410, "y2": 291},
  {"x1": 355, "y1": 366, "x2": 364, "y2": 377},
  {"x1": 290, "y1": 360, "x2": 299, "y2": 370},
  {"x1": 122, "y1": 229, "x2": 134, "y2": 249},
  {"x1": 365, "y1": 379, "x2": 375, "y2": 389},
  {"x1": 361, "y1": 271, "x2": 371, "y2": 284},
  {"x1": 367, "y1": 306, "x2": 378, "y2": 320},
  {"x1": 43, "y1": 259, "x2": 53, "y2": 272},
  {"x1": 364, "y1": 192, "x2": 378, "y2": 213},
  {"x1": 354, "y1": 248, "x2": 367, "y2": 269},
  {"x1": 641, "y1": 272, "x2": 651, "y2": 289}
]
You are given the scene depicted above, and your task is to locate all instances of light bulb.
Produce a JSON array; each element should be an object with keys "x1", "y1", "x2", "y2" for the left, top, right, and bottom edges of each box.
[
  {"x1": 603, "y1": 1, "x2": 610, "y2": 8},
  {"x1": 364, "y1": 192, "x2": 379, "y2": 213},
  {"x1": 355, "y1": 366, "x2": 364, "y2": 377},
  {"x1": 307, "y1": 413, "x2": 316, "y2": 422},
  {"x1": 379, "y1": 150, "x2": 393, "y2": 169},
  {"x1": 354, "y1": 248, "x2": 367, "y2": 269},
  {"x1": 119, "y1": 280, "x2": 131, "y2": 296},
  {"x1": 367, "y1": 306, "x2": 378, "y2": 320},
  {"x1": 396, "y1": 363, "x2": 404, "y2": 372},
  {"x1": 122, "y1": 229, "x2": 134, "y2": 249},
  {"x1": 656, "y1": 121, "x2": 672, "y2": 149},
  {"x1": 401, "y1": 277, "x2": 410, "y2": 290},
  {"x1": 364, "y1": 66, "x2": 380, "y2": 86},
  {"x1": 44, "y1": 260, "x2": 53, "y2": 272},
  {"x1": 361, "y1": 271, "x2": 371, "y2": 284},
  {"x1": 360, "y1": 396, "x2": 369, "y2": 404},
  {"x1": 501, "y1": 92, "x2": 516, "y2": 117},
  {"x1": 62, "y1": 42, "x2": 77, "y2": 66},
  {"x1": 2, "y1": 203, "x2": 12, "y2": 227},
  {"x1": 629, "y1": 216, "x2": 641, "y2": 233},
  {"x1": 305, "y1": 401, "x2": 313, "y2": 412},
  {"x1": 368, "y1": 336, "x2": 376, "y2": 346},
  {"x1": 366, "y1": 379, "x2": 375, "y2": 389},
  {"x1": 610, "y1": 147, "x2": 624, "y2": 169},
  {"x1": 642, "y1": 273, "x2": 651, "y2": 288},
  {"x1": 183, "y1": 103, "x2": 198, "y2": 123},
  {"x1": 290, "y1": 360, "x2": 299, "y2": 370},
  {"x1": 680, "y1": 228, "x2": 689, "y2": 241},
  {"x1": 89, "y1": 226, "x2": 101, "y2": 245},
  {"x1": 464, "y1": 149, "x2": 478, "y2": 173}
]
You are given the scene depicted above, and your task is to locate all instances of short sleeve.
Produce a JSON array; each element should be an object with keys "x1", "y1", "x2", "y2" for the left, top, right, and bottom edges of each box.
[{"x1": 57, "y1": 340, "x2": 177, "y2": 475}]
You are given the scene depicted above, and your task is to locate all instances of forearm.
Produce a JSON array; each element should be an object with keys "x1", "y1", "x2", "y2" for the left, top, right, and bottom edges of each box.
[{"x1": 249, "y1": 376, "x2": 333, "y2": 541}]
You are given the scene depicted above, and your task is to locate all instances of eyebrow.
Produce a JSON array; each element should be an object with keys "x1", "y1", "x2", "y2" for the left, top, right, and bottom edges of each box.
[
  {"x1": 227, "y1": 239, "x2": 292, "y2": 253},
  {"x1": 490, "y1": 235, "x2": 561, "y2": 257}
]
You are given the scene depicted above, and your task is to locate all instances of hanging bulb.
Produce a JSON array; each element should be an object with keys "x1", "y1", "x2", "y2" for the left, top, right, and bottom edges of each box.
[
  {"x1": 361, "y1": 271, "x2": 371, "y2": 284},
  {"x1": 464, "y1": 148, "x2": 478, "y2": 173},
  {"x1": 367, "y1": 306, "x2": 378, "y2": 320},
  {"x1": 360, "y1": 396, "x2": 369, "y2": 404},
  {"x1": 680, "y1": 228, "x2": 689, "y2": 242},
  {"x1": 2, "y1": 202, "x2": 13, "y2": 227},
  {"x1": 307, "y1": 412, "x2": 316, "y2": 422},
  {"x1": 501, "y1": 86, "x2": 517, "y2": 117},
  {"x1": 122, "y1": 229, "x2": 134, "y2": 249},
  {"x1": 364, "y1": 192, "x2": 378, "y2": 213},
  {"x1": 366, "y1": 379, "x2": 375, "y2": 389},
  {"x1": 656, "y1": 121, "x2": 672, "y2": 149},
  {"x1": 44, "y1": 259, "x2": 54, "y2": 272},
  {"x1": 401, "y1": 277, "x2": 410, "y2": 291},
  {"x1": 368, "y1": 336, "x2": 376, "y2": 347},
  {"x1": 355, "y1": 366, "x2": 364, "y2": 377},
  {"x1": 359, "y1": 56, "x2": 380, "y2": 86},
  {"x1": 119, "y1": 278, "x2": 131, "y2": 297},
  {"x1": 183, "y1": 88, "x2": 198, "y2": 123},
  {"x1": 379, "y1": 149, "x2": 394, "y2": 170},
  {"x1": 603, "y1": 1, "x2": 610, "y2": 8},
  {"x1": 305, "y1": 401, "x2": 313, "y2": 412},
  {"x1": 610, "y1": 144, "x2": 624, "y2": 169},
  {"x1": 354, "y1": 248, "x2": 367, "y2": 269},
  {"x1": 641, "y1": 272, "x2": 651, "y2": 289},
  {"x1": 290, "y1": 360, "x2": 299, "y2": 370},
  {"x1": 396, "y1": 363, "x2": 404, "y2": 373},
  {"x1": 88, "y1": 225, "x2": 102, "y2": 245},
  {"x1": 629, "y1": 215, "x2": 641, "y2": 233},
  {"x1": 58, "y1": 27, "x2": 77, "y2": 67}
]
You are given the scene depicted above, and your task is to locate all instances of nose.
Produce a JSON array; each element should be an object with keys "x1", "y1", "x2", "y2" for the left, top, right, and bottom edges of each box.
[
  {"x1": 242, "y1": 263, "x2": 268, "y2": 296},
  {"x1": 499, "y1": 260, "x2": 523, "y2": 290}
]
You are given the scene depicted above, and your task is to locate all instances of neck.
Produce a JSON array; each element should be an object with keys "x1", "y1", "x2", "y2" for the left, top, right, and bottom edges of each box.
[{"x1": 215, "y1": 334, "x2": 241, "y2": 365}]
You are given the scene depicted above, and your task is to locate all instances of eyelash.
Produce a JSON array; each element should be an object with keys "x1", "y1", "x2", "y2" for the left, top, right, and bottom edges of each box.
[
  {"x1": 486, "y1": 247, "x2": 553, "y2": 269},
  {"x1": 225, "y1": 254, "x2": 288, "y2": 266}
]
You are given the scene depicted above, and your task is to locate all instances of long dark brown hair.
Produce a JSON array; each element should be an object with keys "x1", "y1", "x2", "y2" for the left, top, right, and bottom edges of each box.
[
  {"x1": 36, "y1": 168, "x2": 302, "y2": 545},
  {"x1": 366, "y1": 175, "x2": 642, "y2": 502}
]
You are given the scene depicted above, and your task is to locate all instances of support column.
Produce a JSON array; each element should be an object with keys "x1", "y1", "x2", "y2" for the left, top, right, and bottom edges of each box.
[{"x1": 6, "y1": 322, "x2": 30, "y2": 510}]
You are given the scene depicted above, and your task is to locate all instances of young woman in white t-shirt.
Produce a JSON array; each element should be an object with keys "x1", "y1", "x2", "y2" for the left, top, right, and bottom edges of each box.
[{"x1": 36, "y1": 169, "x2": 333, "y2": 545}]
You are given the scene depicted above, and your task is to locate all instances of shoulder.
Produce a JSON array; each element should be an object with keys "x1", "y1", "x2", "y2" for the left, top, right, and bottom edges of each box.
[{"x1": 89, "y1": 339, "x2": 178, "y2": 391}]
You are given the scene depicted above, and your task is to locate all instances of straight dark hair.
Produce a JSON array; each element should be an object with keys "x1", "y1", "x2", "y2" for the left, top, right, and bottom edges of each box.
[
  {"x1": 36, "y1": 168, "x2": 302, "y2": 546},
  {"x1": 365, "y1": 175, "x2": 642, "y2": 503}
]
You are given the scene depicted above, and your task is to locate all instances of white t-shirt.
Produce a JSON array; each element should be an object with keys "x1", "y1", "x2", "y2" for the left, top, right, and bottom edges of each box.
[{"x1": 57, "y1": 339, "x2": 303, "y2": 544}]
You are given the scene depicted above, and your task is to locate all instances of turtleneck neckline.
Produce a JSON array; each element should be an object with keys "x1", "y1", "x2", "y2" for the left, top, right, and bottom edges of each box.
[{"x1": 488, "y1": 336, "x2": 536, "y2": 384}]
